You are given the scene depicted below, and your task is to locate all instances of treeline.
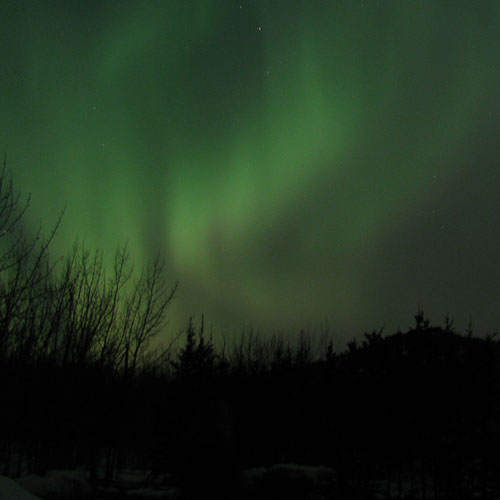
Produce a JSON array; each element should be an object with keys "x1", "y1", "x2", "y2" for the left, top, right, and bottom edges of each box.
[
  {"x1": 214, "y1": 315, "x2": 500, "y2": 500},
  {"x1": 2, "y1": 161, "x2": 500, "y2": 500},
  {"x1": 0, "y1": 161, "x2": 177, "y2": 477}
]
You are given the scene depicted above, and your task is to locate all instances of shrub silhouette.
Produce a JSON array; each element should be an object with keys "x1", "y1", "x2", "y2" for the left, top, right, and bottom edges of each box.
[{"x1": 170, "y1": 317, "x2": 241, "y2": 499}]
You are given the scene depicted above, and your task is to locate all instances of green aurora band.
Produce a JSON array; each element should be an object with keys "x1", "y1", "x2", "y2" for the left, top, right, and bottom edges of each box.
[{"x1": 1, "y1": 1, "x2": 500, "y2": 343}]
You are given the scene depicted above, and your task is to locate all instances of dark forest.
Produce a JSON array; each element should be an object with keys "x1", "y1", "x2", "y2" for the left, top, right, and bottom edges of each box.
[{"x1": 1, "y1": 162, "x2": 500, "y2": 500}]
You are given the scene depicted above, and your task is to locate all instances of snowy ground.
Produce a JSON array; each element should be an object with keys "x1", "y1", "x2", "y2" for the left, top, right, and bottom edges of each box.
[
  {"x1": 5, "y1": 464, "x2": 495, "y2": 500},
  {"x1": 16, "y1": 470, "x2": 92, "y2": 499},
  {"x1": 0, "y1": 476, "x2": 41, "y2": 500},
  {"x1": 0, "y1": 464, "x2": 337, "y2": 500}
]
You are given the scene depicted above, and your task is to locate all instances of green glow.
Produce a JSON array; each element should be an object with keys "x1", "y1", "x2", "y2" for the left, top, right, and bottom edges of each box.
[{"x1": 1, "y1": 1, "x2": 499, "y2": 341}]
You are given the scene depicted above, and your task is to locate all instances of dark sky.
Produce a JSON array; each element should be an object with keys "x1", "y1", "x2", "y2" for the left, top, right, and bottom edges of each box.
[{"x1": 1, "y1": 1, "x2": 499, "y2": 345}]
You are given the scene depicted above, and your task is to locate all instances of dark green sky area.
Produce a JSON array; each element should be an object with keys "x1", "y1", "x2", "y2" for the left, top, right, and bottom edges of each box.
[{"x1": 1, "y1": 1, "x2": 499, "y2": 345}]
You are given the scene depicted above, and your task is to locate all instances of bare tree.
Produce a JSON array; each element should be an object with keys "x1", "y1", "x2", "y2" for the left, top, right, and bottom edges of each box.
[
  {"x1": 0, "y1": 154, "x2": 31, "y2": 273},
  {"x1": 119, "y1": 253, "x2": 178, "y2": 377},
  {"x1": 0, "y1": 156, "x2": 62, "y2": 361}
]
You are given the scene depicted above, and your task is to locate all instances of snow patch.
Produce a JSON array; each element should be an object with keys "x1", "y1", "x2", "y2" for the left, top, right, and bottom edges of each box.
[
  {"x1": 0, "y1": 476, "x2": 41, "y2": 500},
  {"x1": 17, "y1": 470, "x2": 91, "y2": 498},
  {"x1": 268, "y1": 463, "x2": 336, "y2": 483},
  {"x1": 241, "y1": 463, "x2": 336, "y2": 499},
  {"x1": 127, "y1": 487, "x2": 178, "y2": 499}
]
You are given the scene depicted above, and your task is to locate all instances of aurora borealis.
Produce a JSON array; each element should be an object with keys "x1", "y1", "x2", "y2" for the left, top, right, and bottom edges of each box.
[{"x1": 1, "y1": 1, "x2": 499, "y2": 344}]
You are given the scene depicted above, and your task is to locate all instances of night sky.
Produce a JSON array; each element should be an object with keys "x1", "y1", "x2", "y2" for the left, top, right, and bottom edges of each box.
[{"x1": 1, "y1": 1, "x2": 499, "y2": 345}]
